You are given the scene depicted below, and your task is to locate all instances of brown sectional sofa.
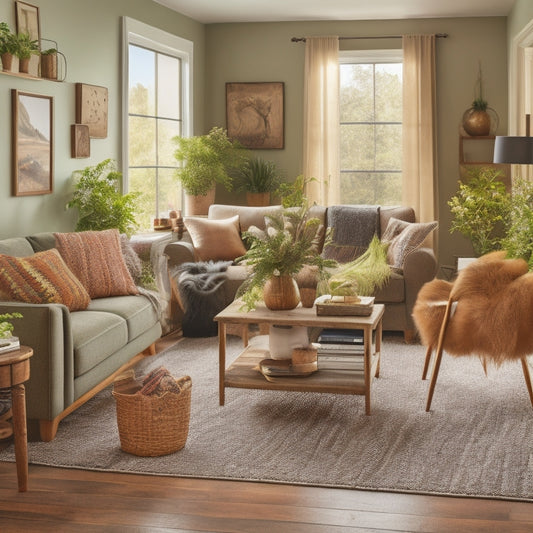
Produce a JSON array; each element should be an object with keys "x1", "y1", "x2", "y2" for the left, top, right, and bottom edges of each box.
[{"x1": 164, "y1": 204, "x2": 437, "y2": 342}]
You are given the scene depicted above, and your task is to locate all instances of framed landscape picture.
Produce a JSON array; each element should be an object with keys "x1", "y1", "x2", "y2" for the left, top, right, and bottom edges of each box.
[
  {"x1": 226, "y1": 82, "x2": 284, "y2": 149},
  {"x1": 12, "y1": 90, "x2": 53, "y2": 196}
]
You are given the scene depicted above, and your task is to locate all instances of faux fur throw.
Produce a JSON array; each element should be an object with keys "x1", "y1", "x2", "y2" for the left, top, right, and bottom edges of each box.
[
  {"x1": 171, "y1": 261, "x2": 231, "y2": 337},
  {"x1": 413, "y1": 251, "x2": 532, "y2": 364}
]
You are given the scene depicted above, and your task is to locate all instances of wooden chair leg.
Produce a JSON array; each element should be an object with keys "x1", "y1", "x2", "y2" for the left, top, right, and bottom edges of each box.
[
  {"x1": 426, "y1": 298, "x2": 453, "y2": 412},
  {"x1": 520, "y1": 357, "x2": 533, "y2": 407},
  {"x1": 422, "y1": 344, "x2": 433, "y2": 380}
]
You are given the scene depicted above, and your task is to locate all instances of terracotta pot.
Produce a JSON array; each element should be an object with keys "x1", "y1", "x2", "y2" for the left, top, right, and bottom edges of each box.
[
  {"x1": 263, "y1": 275, "x2": 300, "y2": 310},
  {"x1": 246, "y1": 192, "x2": 270, "y2": 207},
  {"x1": 294, "y1": 265, "x2": 320, "y2": 308},
  {"x1": 462, "y1": 108, "x2": 491, "y2": 136},
  {"x1": 1, "y1": 52, "x2": 13, "y2": 72},
  {"x1": 184, "y1": 187, "x2": 216, "y2": 216},
  {"x1": 19, "y1": 57, "x2": 30, "y2": 74}
]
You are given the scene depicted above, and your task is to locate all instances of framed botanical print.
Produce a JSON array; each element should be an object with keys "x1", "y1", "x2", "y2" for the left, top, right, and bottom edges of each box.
[
  {"x1": 226, "y1": 82, "x2": 284, "y2": 149},
  {"x1": 12, "y1": 90, "x2": 53, "y2": 196},
  {"x1": 75, "y1": 83, "x2": 108, "y2": 138}
]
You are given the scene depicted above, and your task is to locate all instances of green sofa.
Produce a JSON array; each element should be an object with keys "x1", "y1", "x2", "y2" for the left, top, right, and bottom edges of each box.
[
  {"x1": 0, "y1": 232, "x2": 162, "y2": 441},
  {"x1": 164, "y1": 204, "x2": 438, "y2": 342}
]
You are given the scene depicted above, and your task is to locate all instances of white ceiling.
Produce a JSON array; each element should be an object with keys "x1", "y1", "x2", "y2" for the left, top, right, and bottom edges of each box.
[{"x1": 154, "y1": 0, "x2": 516, "y2": 25}]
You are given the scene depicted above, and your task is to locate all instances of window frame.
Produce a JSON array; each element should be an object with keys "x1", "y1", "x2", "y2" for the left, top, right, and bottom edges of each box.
[
  {"x1": 121, "y1": 17, "x2": 193, "y2": 197},
  {"x1": 338, "y1": 48, "x2": 403, "y2": 204}
]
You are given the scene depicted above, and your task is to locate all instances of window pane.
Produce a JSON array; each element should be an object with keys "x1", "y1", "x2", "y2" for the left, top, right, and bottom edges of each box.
[
  {"x1": 341, "y1": 124, "x2": 374, "y2": 170},
  {"x1": 158, "y1": 168, "x2": 182, "y2": 215},
  {"x1": 129, "y1": 45, "x2": 155, "y2": 115},
  {"x1": 375, "y1": 124, "x2": 402, "y2": 170},
  {"x1": 157, "y1": 118, "x2": 181, "y2": 167},
  {"x1": 129, "y1": 116, "x2": 156, "y2": 166},
  {"x1": 130, "y1": 168, "x2": 156, "y2": 231},
  {"x1": 340, "y1": 64, "x2": 374, "y2": 122},
  {"x1": 375, "y1": 63, "x2": 402, "y2": 122},
  {"x1": 340, "y1": 172, "x2": 402, "y2": 206},
  {"x1": 157, "y1": 54, "x2": 181, "y2": 119}
]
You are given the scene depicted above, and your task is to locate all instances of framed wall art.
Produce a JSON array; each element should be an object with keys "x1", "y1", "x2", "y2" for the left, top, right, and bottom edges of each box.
[
  {"x1": 71, "y1": 124, "x2": 90, "y2": 158},
  {"x1": 15, "y1": 1, "x2": 41, "y2": 77},
  {"x1": 226, "y1": 82, "x2": 284, "y2": 149},
  {"x1": 75, "y1": 83, "x2": 108, "y2": 138},
  {"x1": 12, "y1": 90, "x2": 53, "y2": 196}
]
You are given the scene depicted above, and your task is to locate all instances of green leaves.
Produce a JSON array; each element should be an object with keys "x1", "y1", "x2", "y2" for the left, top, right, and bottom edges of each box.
[
  {"x1": 448, "y1": 167, "x2": 510, "y2": 256},
  {"x1": 0, "y1": 312, "x2": 22, "y2": 339},
  {"x1": 173, "y1": 127, "x2": 248, "y2": 196},
  {"x1": 235, "y1": 157, "x2": 281, "y2": 193},
  {"x1": 67, "y1": 159, "x2": 140, "y2": 237}
]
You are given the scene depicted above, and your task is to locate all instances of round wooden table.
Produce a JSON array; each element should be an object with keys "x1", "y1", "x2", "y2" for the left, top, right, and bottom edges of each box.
[{"x1": 0, "y1": 346, "x2": 32, "y2": 492}]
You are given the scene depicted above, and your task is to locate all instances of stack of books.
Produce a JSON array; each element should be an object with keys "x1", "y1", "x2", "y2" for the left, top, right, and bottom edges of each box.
[
  {"x1": 0, "y1": 336, "x2": 20, "y2": 355},
  {"x1": 314, "y1": 328, "x2": 374, "y2": 372}
]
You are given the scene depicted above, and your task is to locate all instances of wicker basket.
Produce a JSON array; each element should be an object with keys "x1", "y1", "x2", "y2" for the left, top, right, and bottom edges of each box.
[{"x1": 113, "y1": 375, "x2": 192, "y2": 457}]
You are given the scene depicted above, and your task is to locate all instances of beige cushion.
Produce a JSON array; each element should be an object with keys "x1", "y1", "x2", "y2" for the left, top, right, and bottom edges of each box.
[
  {"x1": 382, "y1": 218, "x2": 438, "y2": 272},
  {"x1": 185, "y1": 215, "x2": 247, "y2": 261},
  {"x1": 55, "y1": 229, "x2": 139, "y2": 299},
  {"x1": 0, "y1": 248, "x2": 91, "y2": 311}
]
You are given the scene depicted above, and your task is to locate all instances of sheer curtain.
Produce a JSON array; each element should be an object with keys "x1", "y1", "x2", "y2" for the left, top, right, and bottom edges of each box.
[
  {"x1": 302, "y1": 36, "x2": 340, "y2": 206},
  {"x1": 402, "y1": 35, "x2": 438, "y2": 246}
]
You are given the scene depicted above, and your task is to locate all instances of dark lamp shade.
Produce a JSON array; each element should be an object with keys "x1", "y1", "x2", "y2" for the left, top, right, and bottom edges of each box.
[{"x1": 493, "y1": 136, "x2": 533, "y2": 164}]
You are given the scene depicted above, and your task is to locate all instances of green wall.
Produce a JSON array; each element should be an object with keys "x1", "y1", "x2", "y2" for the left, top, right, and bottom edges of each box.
[
  {"x1": 205, "y1": 17, "x2": 509, "y2": 268},
  {"x1": 0, "y1": 0, "x2": 205, "y2": 239},
  {"x1": 508, "y1": 0, "x2": 533, "y2": 42}
]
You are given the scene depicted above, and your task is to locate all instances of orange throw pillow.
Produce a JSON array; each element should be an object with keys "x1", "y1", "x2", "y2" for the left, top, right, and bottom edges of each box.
[
  {"x1": 0, "y1": 249, "x2": 91, "y2": 311},
  {"x1": 54, "y1": 229, "x2": 139, "y2": 299}
]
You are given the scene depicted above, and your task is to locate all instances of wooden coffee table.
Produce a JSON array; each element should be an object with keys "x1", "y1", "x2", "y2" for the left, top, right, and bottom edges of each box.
[{"x1": 214, "y1": 301, "x2": 384, "y2": 415}]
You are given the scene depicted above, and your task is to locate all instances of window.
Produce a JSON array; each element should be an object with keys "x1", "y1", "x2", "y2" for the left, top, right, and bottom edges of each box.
[
  {"x1": 339, "y1": 50, "x2": 402, "y2": 205},
  {"x1": 122, "y1": 18, "x2": 193, "y2": 230}
]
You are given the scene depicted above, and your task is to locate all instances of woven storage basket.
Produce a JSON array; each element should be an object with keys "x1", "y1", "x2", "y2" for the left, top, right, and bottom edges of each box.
[{"x1": 113, "y1": 375, "x2": 192, "y2": 457}]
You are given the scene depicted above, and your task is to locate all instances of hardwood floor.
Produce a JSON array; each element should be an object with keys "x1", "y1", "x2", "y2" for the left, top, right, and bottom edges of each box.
[
  {"x1": 0, "y1": 333, "x2": 532, "y2": 532},
  {"x1": 0, "y1": 463, "x2": 532, "y2": 532}
]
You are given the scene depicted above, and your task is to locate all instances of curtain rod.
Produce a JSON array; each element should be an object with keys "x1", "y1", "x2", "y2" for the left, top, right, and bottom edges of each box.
[{"x1": 291, "y1": 33, "x2": 448, "y2": 42}]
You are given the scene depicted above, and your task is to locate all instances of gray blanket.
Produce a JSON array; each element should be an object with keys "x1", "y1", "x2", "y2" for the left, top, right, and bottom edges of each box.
[{"x1": 322, "y1": 205, "x2": 380, "y2": 263}]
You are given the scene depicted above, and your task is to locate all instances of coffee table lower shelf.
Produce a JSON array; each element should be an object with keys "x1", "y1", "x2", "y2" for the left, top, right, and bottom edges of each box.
[{"x1": 225, "y1": 344, "x2": 380, "y2": 406}]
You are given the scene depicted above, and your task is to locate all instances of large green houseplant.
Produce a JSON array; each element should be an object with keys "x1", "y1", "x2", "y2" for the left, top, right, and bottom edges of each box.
[
  {"x1": 448, "y1": 166, "x2": 511, "y2": 256},
  {"x1": 67, "y1": 159, "x2": 140, "y2": 237},
  {"x1": 173, "y1": 126, "x2": 248, "y2": 214}
]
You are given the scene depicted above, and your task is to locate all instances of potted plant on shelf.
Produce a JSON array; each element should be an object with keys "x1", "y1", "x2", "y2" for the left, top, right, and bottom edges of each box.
[
  {"x1": 173, "y1": 126, "x2": 248, "y2": 215},
  {"x1": 67, "y1": 159, "x2": 140, "y2": 237},
  {"x1": 40, "y1": 48, "x2": 57, "y2": 79},
  {"x1": 14, "y1": 32, "x2": 39, "y2": 74},
  {"x1": 235, "y1": 157, "x2": 281, "y2": 206},
  {"x1": 0, "y1": 22, "x2": 17, "y2": 72},
  {"x1": 462, "y1": 63, "x2": 499, "y2": 136},
  {"x1": 448, "y1": 166, "x2": 511, "y2": 256}
]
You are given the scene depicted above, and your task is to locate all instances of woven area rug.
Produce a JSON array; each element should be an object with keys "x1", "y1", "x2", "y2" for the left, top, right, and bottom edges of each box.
[{"x1": 1, "y1": 334, "x2": 532, "y2": 501}]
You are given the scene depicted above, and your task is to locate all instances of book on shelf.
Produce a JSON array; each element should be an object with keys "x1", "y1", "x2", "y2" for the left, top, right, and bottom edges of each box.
[
  {"x1": 317, "y1": 358, "x2": 364, "y2": 371},
  {"x1": 317, "y1": 328, "x2": 364, "y2": 344}
]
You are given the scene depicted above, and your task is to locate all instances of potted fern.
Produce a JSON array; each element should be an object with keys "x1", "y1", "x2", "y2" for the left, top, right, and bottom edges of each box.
[
  {"x1": 0, "y1": 22, "x2": 17, "y2": 72},
  {"x1": 173, "y1": 127, "x2": 248, "y2": 215},
  {"x1": 67, "y1": 159, "x2": 140, "y2": 237}
]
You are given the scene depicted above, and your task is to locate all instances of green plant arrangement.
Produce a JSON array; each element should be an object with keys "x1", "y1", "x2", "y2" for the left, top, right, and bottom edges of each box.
[
  {"x1": 41, "y1": 48, "x2": 57, "y2": 56},
  {"x1": 276, "y1": 175, "x2": 317, "y2": 208},
  {"x1": 448, "y1": 166, "x2": 511, "y2": 256},
  {"x1": 14, "y1": 32, "x2": 39, "y2": 60},
  {"x1": 235, "y1": 157, "x2": 281, "y2": 194},
  {"x1": 500, "y1": 178, "x2": 533, "y2": 267},
  {"x1": 0, "y1": 312, "x2": 22, "y2": 339},
  {"x1": 67, "y1": 159, "x2": 140, "y2": 237},
  {"x1": 323, "y1": 235, "x2": 391, "y2": 297},
  {"x1": 172, "y1": 126, "x2": 248, "y2": 196},
  {"x1": 0, "y1": 22, "x2": 16, "y2": 55},
  {"x1": 236, "y1": 204, "x2": 337, "y2": 311}
]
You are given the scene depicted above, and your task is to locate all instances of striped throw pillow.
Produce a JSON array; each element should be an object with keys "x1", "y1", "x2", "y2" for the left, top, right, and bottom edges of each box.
[
  {"x1": 0, "y1": 249, "x2": 91, "y2": 311},
  {"x1": 54, "y1": 229, "x2": 139, "y2": 299}
]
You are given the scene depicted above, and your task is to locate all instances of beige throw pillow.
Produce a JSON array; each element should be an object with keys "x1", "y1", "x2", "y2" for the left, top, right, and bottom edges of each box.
[
  {"x1": 185, "y1": 215, "x2": 247, "y2": 262},
  {"x1": 382, "y1": 217, "x2": 438, "y2": 272}
]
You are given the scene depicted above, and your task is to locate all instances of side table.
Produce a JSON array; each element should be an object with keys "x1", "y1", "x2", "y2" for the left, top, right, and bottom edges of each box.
[{"x1": 0, "y1": 346, "x2": 33, "y2": 492}]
